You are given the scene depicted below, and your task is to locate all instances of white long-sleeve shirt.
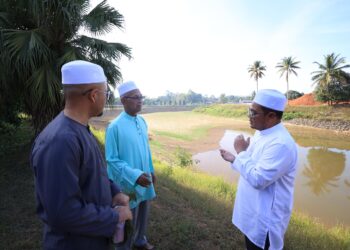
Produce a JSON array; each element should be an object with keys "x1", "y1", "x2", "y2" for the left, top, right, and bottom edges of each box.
[{"x1": 231, "y1": 123, "x2": 298, "y2": 250}]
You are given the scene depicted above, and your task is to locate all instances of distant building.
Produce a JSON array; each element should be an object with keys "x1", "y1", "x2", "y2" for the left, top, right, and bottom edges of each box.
[{"x1": 239, "y1": 99, "x2": 252, "y2": 104}]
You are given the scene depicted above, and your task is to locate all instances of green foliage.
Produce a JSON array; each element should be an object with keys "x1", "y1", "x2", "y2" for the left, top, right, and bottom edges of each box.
[
  {"x1": 0, "y1": 120, "x2": 17, "y2": 135},
  {"x1": 0, "y1": 119, "x2": 33, "y2": 158},
  {"x1": 194, "y1": 104, "x2": 248, "y2": 118},
  {"x1": 194, "y1": 103, "x2": 350, "y2": 122},
  {"x1": 1, "y1": 122, "x2": 350, "y2": 249},
  {"x1": 287, "y1": 90, "x2": 303, "y2": 100},
  {"x1": 91, "y1": 126, "x2": 105, "y2": 154},
  {"x1": 312, "y1": 53, "x2": 350, "y2": 105},
  {"x1": 0, "y1": 0, "x2": 131, "y2": 134},
  {"x1": 174, "y1": 147, "x2": 193, "y2": 167},
  {"x1": 282, "y1": 111, "x2": 305, "y2": 120},
  {"x1": 314, "y1": 82, "x2": 350, "y2": 104}
]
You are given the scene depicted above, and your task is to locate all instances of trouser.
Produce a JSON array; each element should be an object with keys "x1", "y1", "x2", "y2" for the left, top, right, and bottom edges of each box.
[
  {"x1": 245, "y1": 233, "x2": 270, "y2": 250},
  {"x1": 116, "y1": 200, "x2": 150, "y2": 250}
]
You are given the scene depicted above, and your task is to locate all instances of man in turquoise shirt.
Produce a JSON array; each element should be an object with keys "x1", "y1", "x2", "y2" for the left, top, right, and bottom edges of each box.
[{"x1": 105, "y1": 81, "x2": 156, "y2": 250}]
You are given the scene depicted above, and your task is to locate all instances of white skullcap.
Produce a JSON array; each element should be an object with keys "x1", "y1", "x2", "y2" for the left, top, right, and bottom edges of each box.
[
  {"x1": 61, "y1": 60, "x2": 106, "y2": 84},
  {"x1": 117, "y1": 81, "x2": 138, "y2": 97},
  {"x1": 253, "y1": 89, "x2": 287, "y2": 111}
]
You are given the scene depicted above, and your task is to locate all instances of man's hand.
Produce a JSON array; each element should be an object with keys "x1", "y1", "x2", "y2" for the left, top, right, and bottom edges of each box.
[
  {"x1": 136, "y1": 173, "x2": 152, "y2": 187},
  {"x1": 112, "y1": 192, "x2": 130, "y2": 207},
  {"x1": 151, "y1": 173, "x2": 157, "y2": 185},
  {"x1": 234, "y1": 134, "x2": 250, "y2": 154},
  {"x1": 114, "y1": 206, "x2": 132, "y2": 223},
  {"x1": 219, "y1": 149, "x2": 235, "y2": 163}
]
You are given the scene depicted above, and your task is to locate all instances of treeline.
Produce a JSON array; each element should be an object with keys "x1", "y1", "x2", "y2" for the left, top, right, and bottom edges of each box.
[
  {"x1": 248, "y1": 54, "x2": 350, "y2": 105},
  {"x1": 114, "y1": 90, "x2": 255, "y2": 106}
]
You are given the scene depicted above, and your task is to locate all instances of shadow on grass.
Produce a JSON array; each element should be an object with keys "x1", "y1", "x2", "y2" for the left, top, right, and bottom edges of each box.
[
  {"x1": 149, "y1": 168, "x2": 244, "y2": 250},
  {"x1": 152, "y1": 164, "x2": 350, "y2": 250},
  {"x1": 0, "y1": 122, "x2": 349, "y2": 249},
  {"x1": 0, "y1": 143, "x2": 42, "y2": 250}
]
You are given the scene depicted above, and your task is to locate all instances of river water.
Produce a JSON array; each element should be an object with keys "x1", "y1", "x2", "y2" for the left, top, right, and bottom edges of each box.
[{"x1": 193, "y1": 126, "x2": 350, "y2": 228}]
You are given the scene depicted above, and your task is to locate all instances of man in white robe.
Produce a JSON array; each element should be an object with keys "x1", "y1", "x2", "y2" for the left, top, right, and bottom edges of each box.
[{"x1": 220, "y1": 89, "x2": 298, "y2": 250}]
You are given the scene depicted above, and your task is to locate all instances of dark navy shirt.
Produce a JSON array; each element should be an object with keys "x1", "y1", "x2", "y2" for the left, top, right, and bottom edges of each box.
[{"x1": 31, "y1": 112, "x2": 120, "y2": 250}]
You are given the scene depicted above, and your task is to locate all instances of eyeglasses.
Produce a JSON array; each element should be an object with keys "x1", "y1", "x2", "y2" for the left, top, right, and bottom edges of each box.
[
  {"x1": 248, "y1": 108, "x2": 265, "y2": 118},
  {"x1": 124, "y1": 95, "x2": 145, "y2": 100},
  {"x1": 82, "y1": 89, "x2": 111, "y2": 99}
]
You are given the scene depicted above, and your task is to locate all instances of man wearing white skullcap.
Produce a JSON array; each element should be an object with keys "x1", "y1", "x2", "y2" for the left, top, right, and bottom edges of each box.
[
  {"x1": 30, "y1": 60, "x2": 132, "y2": 250},
  {"x1": 106, "y1": 81, "x2": 156, "y2": 250},
  {"x1": 220, "y1": 89, "x2": 298, "y2": 250}
]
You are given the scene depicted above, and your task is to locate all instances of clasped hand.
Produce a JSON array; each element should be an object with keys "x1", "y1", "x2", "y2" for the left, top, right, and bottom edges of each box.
[
  {"x1": 112, "y1": 192, "x2": 132, "y2": 222},
  {"x1": 220, "y1": 134, "x2": 250, "y2": 163},
  {"x1": 136, "y1": 173, "x2": 156, "y2": 187}
]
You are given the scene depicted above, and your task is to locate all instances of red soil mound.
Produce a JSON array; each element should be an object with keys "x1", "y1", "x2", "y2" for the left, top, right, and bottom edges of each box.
[{"x1": 289, "y1": 93, "x2": 324, "y2": 106}]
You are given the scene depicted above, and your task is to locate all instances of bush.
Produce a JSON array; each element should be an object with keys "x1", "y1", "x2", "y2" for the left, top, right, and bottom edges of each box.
[
  {"x1": 0, "y1": 121, "x2": 17, "y2": 135},
  {"x1": 174, "y1": 147, "x2": 193, "y2": 167}
]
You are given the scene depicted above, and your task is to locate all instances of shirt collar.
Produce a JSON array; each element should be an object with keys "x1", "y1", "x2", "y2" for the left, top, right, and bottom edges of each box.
[
  {"x1": 258, "y1": 122, "x2": 283, "y2": 136},
  {"x1": 121, "y1": 111, "x2": 138, "y2": 120}
]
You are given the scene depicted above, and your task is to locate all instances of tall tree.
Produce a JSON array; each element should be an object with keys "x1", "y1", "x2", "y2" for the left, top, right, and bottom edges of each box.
[
  {"x1": 311, "y1": 53, "x2": 350, "y2": 105},
  {"x1": 276, "y1": 56, "x2": 300, "y2": 102},
  {"x1": 248, "y1": 61, "x2": 266, "y2": 93},
  {"x1": 0, "y1": 0, "x2": 132, "y2": 134}
]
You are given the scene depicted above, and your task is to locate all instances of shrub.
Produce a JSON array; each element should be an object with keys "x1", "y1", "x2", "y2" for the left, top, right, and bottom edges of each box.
[{"x1": 174, "y1": 147, "x2": 193, "y2": 167}]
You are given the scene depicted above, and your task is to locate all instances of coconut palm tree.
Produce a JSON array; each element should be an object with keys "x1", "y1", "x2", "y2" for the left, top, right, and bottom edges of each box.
[
  {"x1": 248, "y1": 61, "x2": 266, "y2": 93},
  {"x1": 0, "y1": 0, "x2": 132, "y2": 134},
  {"x1": 311, "y1": 53, "x2": 350, "y2": 105},
  {"x1": 276, "y1": 56, "x2": 300, "y2": 102}
]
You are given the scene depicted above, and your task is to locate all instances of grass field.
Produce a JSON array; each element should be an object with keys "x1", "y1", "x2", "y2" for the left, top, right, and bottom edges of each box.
[{"x1": 1, "y1": 118, "x2": 350, "y2": 249}]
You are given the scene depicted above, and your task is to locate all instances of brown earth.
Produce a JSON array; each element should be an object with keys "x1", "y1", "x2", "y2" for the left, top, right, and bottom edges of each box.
[{"x1": 289, "y1": 93, "x2": 324, "y2": 106}]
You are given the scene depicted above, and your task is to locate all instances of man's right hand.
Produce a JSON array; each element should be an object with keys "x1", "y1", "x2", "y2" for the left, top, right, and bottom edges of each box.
[
  {"x1": 136, "y1": 173, "x2": 152, "y2": 187},
  {"x1": 115, "y1": 206, "x2": 132, "y2": 223}
]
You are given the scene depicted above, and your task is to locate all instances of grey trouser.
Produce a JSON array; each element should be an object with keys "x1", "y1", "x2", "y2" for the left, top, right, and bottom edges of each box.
[{"x1": 116, "y1": 200, "x2": 150, "y2": 250}]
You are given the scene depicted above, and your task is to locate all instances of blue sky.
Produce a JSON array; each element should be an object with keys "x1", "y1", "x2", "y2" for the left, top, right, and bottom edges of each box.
[{"x1": 90, "y1": 0, "x2": 350, "y2": 97}]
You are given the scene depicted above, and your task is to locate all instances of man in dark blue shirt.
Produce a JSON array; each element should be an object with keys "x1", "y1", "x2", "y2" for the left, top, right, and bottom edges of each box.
[{"x1": 30, "y1": 60, "x2": 132, "y2": 250}]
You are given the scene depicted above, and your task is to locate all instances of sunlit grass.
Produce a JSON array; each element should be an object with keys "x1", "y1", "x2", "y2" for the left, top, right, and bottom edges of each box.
[
  {"x1": 143, "y1": 111, "x2": 248, "y2": 142},
  {"x1": 153, "y1": 125, "x2": 210, "y2": 141},
  {"x1": 1, "y1": 123, "x2": 349, "y2": 249},
  {"x1": 153, "y1": 160, "x2": 350, "y2": 250}
]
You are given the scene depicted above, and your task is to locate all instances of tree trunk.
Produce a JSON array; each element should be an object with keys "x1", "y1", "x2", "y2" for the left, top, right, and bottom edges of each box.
[{"x1": 286, "y1": 76, "x2": 289, "y2": 105}]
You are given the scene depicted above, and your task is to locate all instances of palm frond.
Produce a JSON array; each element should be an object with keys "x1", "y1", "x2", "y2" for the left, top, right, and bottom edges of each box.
[
  {"x1": 83, "y1": 0, "x2": 124, "y2": 36},
  {"x1": 3, "y1": 29, "x2": 52, "y2": 73},
  {"x1": 72, "y1": 35, "x2": 132, "y2": 60},
  {"x1": 91, "y1": 56, "x2": 122, "y2": 85}
]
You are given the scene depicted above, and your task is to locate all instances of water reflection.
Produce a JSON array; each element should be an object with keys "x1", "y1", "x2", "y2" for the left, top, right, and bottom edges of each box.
[
  {"x1": 303, "y1": 148, "x2": 345, "y2": 195},
  {"x1": 193, "y1": 129, "x2": 350, "y2": 227},
  {"x1": 345, "y1": 179, "x2": 350, "y2": 200}
]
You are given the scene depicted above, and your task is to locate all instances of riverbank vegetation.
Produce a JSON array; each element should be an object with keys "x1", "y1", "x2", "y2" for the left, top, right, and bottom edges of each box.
[
  {"x1": 2, "y1": 121, "x2": 349, "y2": 249},
  {"x1": 193, "y1": 104, "x2": 350, "y2": 132},
  {"x1": 194, "y1": 104, "x2": 350, "y2": 121}
]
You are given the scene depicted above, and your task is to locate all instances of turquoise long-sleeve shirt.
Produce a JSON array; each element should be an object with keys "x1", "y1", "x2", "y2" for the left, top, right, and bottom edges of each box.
[{"x1": 105, "y1": 111, "x2": 156, "y2": 209}]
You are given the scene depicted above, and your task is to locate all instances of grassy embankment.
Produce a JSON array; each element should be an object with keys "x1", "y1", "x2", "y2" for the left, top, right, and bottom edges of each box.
[
  {"x1": 1, "y1": 117, "x2": 349, "y2": 249},
  {"x1": 95, "y1": 123, "x2": 350, "y2": 250},
  {"x1": 193, "y1": 103, "x2": 350, "y2": 121}
]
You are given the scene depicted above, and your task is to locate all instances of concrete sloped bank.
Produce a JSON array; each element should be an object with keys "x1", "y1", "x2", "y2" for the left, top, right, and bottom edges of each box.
[{"x1": 287, "y1": 118, "x2": 350, "y2": 132}]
